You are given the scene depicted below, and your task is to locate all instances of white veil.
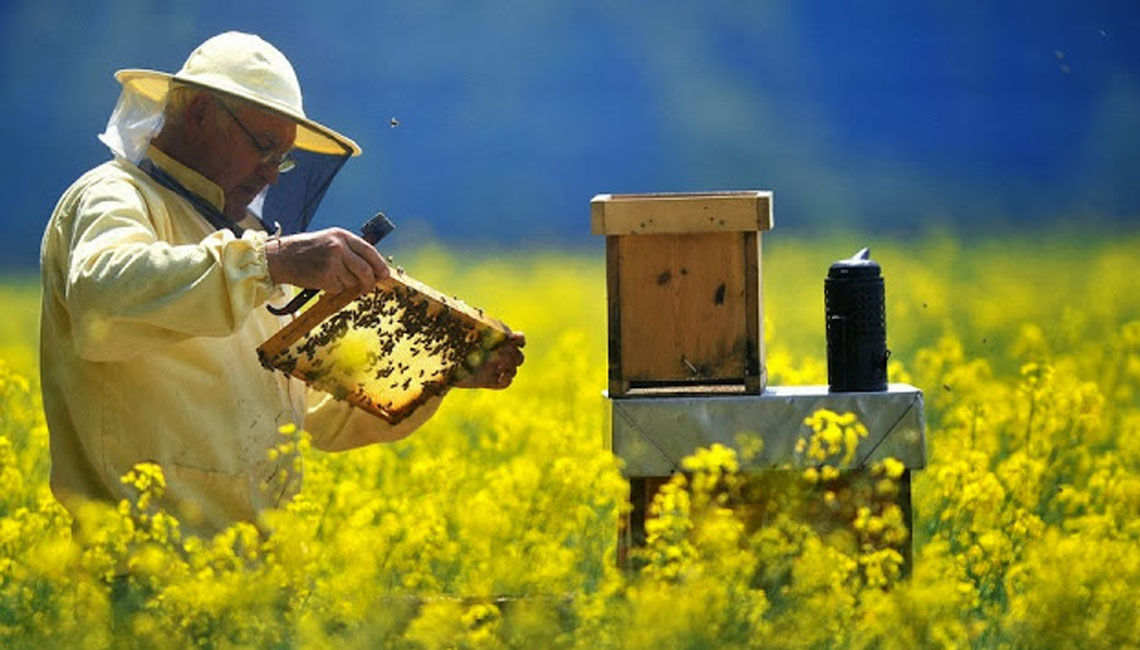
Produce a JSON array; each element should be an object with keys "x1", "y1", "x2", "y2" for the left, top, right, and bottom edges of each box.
[
  {"x1": 97, "y1": 82, "x2": 166, "y2": 163},
  {"x1": 95, "y1": 80, "x2": 341, "y2": 232}
]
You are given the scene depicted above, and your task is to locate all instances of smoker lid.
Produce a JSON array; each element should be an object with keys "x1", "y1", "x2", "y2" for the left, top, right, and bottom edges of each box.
[{"x1": 828, "y1": 247, "x2": 881, "y2": 278}]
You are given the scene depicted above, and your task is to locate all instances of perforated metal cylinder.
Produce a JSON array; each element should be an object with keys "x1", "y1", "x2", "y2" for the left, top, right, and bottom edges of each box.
[{"x1": 825, "y1": 248, "x2": 888, "y2": 392}]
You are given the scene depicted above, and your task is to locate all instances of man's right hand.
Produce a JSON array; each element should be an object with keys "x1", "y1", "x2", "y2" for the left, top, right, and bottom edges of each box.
[{"x1": 265, "y1": 228, "x2": 390, "y2": 295}]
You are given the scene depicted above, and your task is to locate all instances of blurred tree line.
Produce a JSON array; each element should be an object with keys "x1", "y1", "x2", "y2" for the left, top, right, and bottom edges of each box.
[{"x1": 1, "y1": 0, "x2": 1137, "y2": 269}]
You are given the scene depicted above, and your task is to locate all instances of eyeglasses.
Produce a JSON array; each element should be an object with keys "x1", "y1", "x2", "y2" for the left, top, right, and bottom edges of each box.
[{"x1": 213, "y1": 96, "x2": 296, "y2": 173}]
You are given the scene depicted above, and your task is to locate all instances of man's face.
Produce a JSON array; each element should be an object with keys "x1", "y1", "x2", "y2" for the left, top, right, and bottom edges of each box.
[{"x1": 199, "y1": 98, "x2": 297, "y2": 221}]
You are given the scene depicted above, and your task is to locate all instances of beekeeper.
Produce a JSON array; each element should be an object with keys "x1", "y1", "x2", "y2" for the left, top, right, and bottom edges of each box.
[{"x1": 40, "y1": 31, "x2": 524, "y2": 537}]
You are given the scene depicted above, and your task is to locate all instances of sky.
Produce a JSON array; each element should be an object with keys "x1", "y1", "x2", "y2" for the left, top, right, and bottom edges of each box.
[{"x1": 1, "y1": 0, "x2": 1138, "y2": 269}]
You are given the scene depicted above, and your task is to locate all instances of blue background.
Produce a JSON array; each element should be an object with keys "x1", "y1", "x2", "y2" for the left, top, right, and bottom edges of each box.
[{"x1": 2, "y1": 1, "x2": 1138, "y2": 269}]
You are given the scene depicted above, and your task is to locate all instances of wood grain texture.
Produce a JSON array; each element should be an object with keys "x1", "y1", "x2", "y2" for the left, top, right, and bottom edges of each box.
[
  {"x1": 618, "y1": 232, "x2": 747, "y2": 383},
  {"x1": 606, "y1": 236, "x2": 630, "y2": 397},
  {"x1": 743, "y1": 232, "x2": 765, "y2": 393},
  {"x1": 591, "y1": 191, "x2": 773, "y2": 235}
]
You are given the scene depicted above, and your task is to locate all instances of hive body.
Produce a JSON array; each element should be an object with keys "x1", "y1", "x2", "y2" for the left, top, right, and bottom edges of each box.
[{"x1": 591, "y1": 191, "x2": 772, "y2": 396}]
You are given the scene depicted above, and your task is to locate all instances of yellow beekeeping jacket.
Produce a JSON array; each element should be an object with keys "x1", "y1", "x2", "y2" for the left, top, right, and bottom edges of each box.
[{"x1": 40, "y1": 146, "x2": 441, "y2": 537}]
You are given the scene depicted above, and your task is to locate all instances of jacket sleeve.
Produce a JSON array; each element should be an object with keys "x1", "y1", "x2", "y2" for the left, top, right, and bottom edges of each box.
[
  {"x1": 304, "y1": 390, "x2": 445, "y2": 452},
  {"x1": 63, "y1": 176, "x2": 280, "y2": 362}
]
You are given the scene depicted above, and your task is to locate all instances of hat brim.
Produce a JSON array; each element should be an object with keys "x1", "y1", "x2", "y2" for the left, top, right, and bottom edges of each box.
[{"x1": 115, "y1": 69, "x2": 362, "y2": 157}]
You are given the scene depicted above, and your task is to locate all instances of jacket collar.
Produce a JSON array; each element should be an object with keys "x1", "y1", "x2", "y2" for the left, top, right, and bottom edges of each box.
[{"x1": 145, "y1": 143, "x2": 227, "y2": 214}]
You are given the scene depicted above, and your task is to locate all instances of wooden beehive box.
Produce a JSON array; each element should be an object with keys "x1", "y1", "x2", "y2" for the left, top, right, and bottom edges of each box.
[{"x1": 591, "y1": 191, "x2": 773, "y2": 397}]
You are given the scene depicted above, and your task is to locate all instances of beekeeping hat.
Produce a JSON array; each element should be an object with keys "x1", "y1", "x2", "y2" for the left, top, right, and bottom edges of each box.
[
  {"x1": 115, "y1": 31, "x2": 360, "y2": 156},
  {"x1": 99, "y1": 31, "x2": 361, "y2": 234}
]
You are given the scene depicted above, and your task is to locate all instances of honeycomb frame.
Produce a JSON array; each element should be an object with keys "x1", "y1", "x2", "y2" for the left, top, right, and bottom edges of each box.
[{"x1": 258, "y1": 271, "x2": 512, "y2": 424}]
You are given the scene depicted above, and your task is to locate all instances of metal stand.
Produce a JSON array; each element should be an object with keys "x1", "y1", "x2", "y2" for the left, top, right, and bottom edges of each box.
[{"x1": 606, "y1": 384, "x2": 926, "y2": 569}]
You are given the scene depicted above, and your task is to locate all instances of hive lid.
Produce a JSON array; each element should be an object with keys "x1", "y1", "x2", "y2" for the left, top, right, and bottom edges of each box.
[{"x1": 590, "y1": 191, "x2": 773, "y2": 235}]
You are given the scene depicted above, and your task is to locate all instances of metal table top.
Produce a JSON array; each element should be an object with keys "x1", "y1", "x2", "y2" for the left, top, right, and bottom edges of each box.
[{"x1": 605, "y1": 384, "x2": 925, "y2": 477}]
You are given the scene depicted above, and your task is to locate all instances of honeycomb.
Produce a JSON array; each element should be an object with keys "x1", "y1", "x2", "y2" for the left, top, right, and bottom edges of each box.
[{"x1": 258, "y1": 271, "x2": 511, "y2": 424}]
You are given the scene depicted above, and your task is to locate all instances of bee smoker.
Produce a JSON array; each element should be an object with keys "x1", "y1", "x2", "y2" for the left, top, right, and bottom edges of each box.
[{"x1": 825, "y1": 247, "x2": 888, "y2": 392}]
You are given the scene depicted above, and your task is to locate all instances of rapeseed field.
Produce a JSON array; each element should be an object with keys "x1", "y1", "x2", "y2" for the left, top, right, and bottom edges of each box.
[{"x1": 1, "y1": 233, "x2": 1139, "y2": 648}]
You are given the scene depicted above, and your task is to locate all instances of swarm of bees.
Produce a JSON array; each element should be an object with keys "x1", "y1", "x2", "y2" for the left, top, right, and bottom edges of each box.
[{"x1": 258, "y1": 272, "x2": 511, "y2": 424}]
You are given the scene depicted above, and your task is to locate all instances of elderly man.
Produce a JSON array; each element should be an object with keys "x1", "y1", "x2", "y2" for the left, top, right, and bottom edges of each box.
[{"x1": 40, "y1": 32, "x2": 523, "y2": 536}]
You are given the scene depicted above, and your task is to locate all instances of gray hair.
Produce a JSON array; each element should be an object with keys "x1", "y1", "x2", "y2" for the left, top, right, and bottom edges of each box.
[{"x1": 164, "y1": 82, "x2": 236, "y2": 131}]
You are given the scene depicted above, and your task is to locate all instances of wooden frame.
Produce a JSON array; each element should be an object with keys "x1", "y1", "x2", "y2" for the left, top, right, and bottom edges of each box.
[{"x1": 258, "y1": 270, "x2": 512, "y2": 424}]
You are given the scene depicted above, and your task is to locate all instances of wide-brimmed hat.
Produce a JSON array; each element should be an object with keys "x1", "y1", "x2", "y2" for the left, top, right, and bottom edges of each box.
[{"x1": 114, "y1": 31, "x2": 361, "y2": 156}]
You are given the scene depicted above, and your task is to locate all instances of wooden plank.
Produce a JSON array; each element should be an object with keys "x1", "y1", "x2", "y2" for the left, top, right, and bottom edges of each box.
[
  {"x1": 617, "y1": 477, "x2": 643, "y2": 570},
  {"x1": 618, "y1": 475, "x2": 673, "y2": 570},
  {"x1": 759, "y1": 191, "x2": 775, "y2": 231},
  {"x1": 591, "y1": 191, "x2": 773, "y2": 235},
  {"x1": 743, "y1": 232, "x2": 765, "y2": 393},
  {"x1": 609, "y1": 377, "x2": 631, "y2": 397},
  {"x1": 617, "y1": 234, "x2": 674, "y2": 381},
  {"x1": 618, "y1": 232, "x2": 746, "y2": 383},
  {"x1": 899, "y1": 469, "x2": 914, "y2": 578},
  {"x1": 590, "y1": 199, "x2": 606, "y2": 238},
  {"x1": 622, "y1": 383, "x2": 748, "y2": 397},
  {"x1": 606, "y1": 236, "x2": 629, "y2": 397}
]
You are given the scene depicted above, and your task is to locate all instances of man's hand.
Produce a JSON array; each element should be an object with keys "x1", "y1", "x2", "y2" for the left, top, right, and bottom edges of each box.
[
  {"x1": 455, "y1": 331, "x2": 526, "y2": 390},
  {"x1": 266, "y1": 228, "x2": 390, "y2": 295}
]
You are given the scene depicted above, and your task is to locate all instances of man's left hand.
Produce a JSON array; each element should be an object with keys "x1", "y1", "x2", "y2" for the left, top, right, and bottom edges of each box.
[{"x1": 454, "y1": 331, "x2": 526, "y2": 390}]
